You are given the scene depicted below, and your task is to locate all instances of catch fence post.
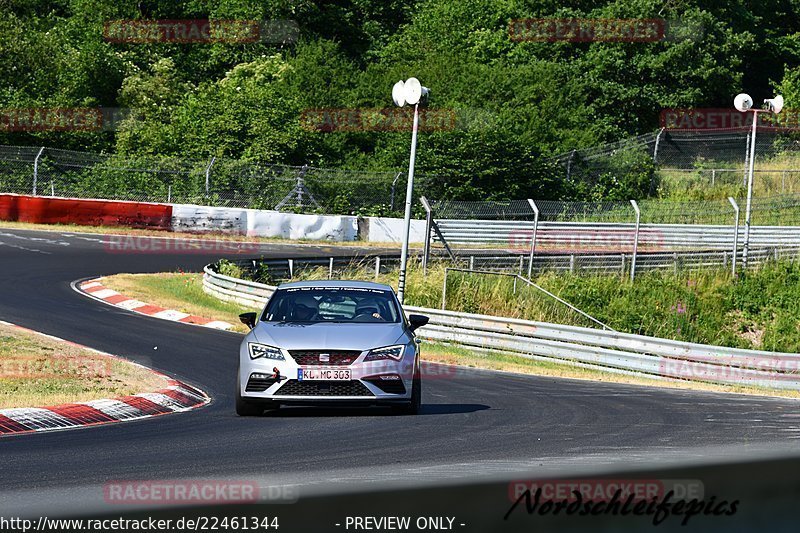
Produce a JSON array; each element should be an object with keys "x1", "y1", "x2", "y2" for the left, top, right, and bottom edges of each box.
[
  {"x1": 630, "y1": 200, "x2": 641, "y2": 282},
  {"x1": 32, "y1": 147, "x2": 45, "y2": 196},
  {"x1": 420, "y1": 196, "x2": 433, "y2": 274},
  {"x1": 728, "y1": 197, "x2": 739, "y2": 277},
  {"x1": 526, "y1": 199, "x2": 540, "y2": 278},
  {"x1": 204, "y1": 156, "x2": 216, "y2": 197},
  {"x1": 441, "y1": 269, "x2": 449, "y2": 310}
]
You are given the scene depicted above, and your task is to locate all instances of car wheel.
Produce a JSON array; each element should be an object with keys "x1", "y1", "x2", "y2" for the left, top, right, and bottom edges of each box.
[
  {"x1": 394, "y1": 372, "x2": 421, "y2": 415},
  {"x1": 236, "y1": 393, "x2": 263, "y2": 416},
  {"x1": 235, "y1": 375, "x2": 263, "y2": 416}
]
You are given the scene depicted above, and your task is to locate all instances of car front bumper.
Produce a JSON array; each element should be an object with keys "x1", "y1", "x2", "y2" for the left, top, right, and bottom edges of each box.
[{"x1": 239, "y1": 347, "x2": 416, "y2": 403}]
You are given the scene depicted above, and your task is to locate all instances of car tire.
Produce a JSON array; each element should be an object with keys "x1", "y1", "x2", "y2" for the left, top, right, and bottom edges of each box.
[
  {"x1": 236, "y1": 394, "x2": 263, "y2": 416},
  {"x1": 235, "y1": 375, "x2": 263, "y2": 416},
  {"x1": 394, "y1": 372, "x2": 421, "y2": 415}
]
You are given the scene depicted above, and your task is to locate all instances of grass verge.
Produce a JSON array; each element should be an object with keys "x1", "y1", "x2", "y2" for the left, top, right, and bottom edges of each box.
[
  {"x1": 0, "y1": 322, "x2": 167, "y2": 409},
  {"x1": 99, "y1": 272, "x2": 799, "y2": 399},
  {"x1": 99, "y1": 272, "x2": 250, "y2": 333}
]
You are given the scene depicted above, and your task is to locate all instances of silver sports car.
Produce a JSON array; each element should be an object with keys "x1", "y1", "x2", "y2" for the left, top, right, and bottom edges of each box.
[{"x1": 236, "y1": 280, "x2": 429, "y2": 416}]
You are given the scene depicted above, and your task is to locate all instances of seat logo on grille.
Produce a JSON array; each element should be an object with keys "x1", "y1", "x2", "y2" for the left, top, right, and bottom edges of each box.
[{"x1": 319, "y1": 353, "x2": 330, "y2": 362}]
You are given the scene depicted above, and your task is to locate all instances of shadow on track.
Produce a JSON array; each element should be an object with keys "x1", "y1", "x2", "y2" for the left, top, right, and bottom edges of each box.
[{"x1": 255, "y1": 403, "x2": 490, "y2": 418}]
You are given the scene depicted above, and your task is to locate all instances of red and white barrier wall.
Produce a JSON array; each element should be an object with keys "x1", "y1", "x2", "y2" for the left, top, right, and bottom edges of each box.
[
  {"x1": 0, "y1": 194, "x2": 172, "y2": 229},
  {"x1": 0, "y1": 194, "x2": 423, "y2": 243}
]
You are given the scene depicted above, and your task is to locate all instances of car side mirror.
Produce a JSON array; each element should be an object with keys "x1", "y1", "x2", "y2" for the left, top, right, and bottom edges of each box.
[
  {"x1": 239, "y1": 312, "x2": 257, "y2": 329},
  {"x1": 408, "y1": 314, "x2": 429, "y2": 332}
]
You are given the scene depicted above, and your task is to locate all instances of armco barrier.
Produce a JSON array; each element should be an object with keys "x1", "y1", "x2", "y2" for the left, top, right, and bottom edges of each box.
[
  {"x1": 0, "y1": 193, "x2": 172, "y2": 229},
  {"x1": 442, "y1": 245, "x2": 798, "y2": 274},
  {"x1": 202, "y1": 263, "x2": 800, "y2": 390},
  {"x1": 438, "y1": 219, "x2": 800, "y2": 251},
  {"x1": 202, "y1": 265, "x2": 275, "y2": 309}
]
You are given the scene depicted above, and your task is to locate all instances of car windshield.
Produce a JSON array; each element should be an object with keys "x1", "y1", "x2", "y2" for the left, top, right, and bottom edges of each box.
[{"x1": 262, "y1": 286, "x2": 401, "y2": 323}]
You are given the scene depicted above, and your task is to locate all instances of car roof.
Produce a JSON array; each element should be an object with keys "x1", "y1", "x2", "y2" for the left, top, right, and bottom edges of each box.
[{"x1": 277, "y1": 279, "x2": 396, "y2": 292}]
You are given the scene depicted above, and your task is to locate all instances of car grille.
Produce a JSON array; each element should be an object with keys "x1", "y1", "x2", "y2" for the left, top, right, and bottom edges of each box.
[
  {"x1": 288, "y1": 350, "x2": 362, "y2": 366},
  {"x1": 275, "y1": 380, "x2": 373, "y2": 397},
  {"x1": 363, "y1": 376, "x2": 407, "y2": 395},
  {"x1": 245, "y1": 375, "x2": 279, "y2": 392}
]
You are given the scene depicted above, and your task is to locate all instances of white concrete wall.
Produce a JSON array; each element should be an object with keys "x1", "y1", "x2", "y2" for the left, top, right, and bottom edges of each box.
[
  {"x1": 366, "y1": 217, "x2": 427, "y2": 243},
  {"x1": 172, "y1": 204, "x2": 358, "y2": 241},
  {"x1": 172, "y1": 204, "x2": 427, "y2": 243}
]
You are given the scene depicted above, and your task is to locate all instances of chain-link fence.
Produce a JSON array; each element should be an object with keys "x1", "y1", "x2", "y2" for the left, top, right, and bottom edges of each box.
[
  {"x1": 552, "y1": 128, "x2": 800, "y2": 197},
  {"x1": 0, "y1": 144, "x2": 438, "y2": 216},
  {"x1": 7, "y1": 129, "x2": 800, "y2": 218}
]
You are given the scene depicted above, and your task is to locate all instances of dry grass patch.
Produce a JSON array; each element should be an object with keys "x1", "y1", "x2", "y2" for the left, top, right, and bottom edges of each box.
[{"x1": 0, "y1": 322, "x2": 167, "y2": 409}]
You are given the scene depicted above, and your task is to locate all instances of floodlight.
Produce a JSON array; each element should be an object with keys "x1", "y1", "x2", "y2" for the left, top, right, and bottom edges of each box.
[
  {"x1": 404, "y1": 77, "x2": 429, "y2": 105},
  {"x1": 734, "y1": 93, "x2": 753, "y2": 112},
  {"x1": 764, "y1": 95, "x2": 784, "y2": 114},
  {"x1": 392, "y1": 80, "x2": 406, "y2": 107}
]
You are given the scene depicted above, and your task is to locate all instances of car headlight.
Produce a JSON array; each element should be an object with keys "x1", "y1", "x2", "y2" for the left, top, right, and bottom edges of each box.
[
  {"x1": 248, "y1": 343, "x2": 285, "y2": 360},
  {"x1": 364, "y1": 344, "x2": 405, "y2": 362}
]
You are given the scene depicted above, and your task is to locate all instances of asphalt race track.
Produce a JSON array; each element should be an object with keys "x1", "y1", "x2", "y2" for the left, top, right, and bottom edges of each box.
[{"x1": 1, "y1": 227, "x2": 800, "y2": 520}]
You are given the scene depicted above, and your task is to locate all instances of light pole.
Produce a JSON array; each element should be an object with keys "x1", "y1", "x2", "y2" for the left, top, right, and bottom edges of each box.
[
  {"x1": 733, "y1": 93, "x2": 783, "y2": 271},
  {"x1": 392, "y1": 77, "x2": 429, "y2": 304}
]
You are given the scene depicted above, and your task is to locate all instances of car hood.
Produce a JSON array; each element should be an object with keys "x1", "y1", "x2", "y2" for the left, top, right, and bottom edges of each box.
[{"x1": 252, "y1": 322, "x2": 406, "y2": 351}]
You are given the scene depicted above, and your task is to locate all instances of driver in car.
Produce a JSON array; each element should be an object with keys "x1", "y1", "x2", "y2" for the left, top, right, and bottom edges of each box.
[
  {"x1": 293, "y1": 294, "x2": 320, "y2": 321},
  {"x1": 356, "y1": 297, "x2": 385, "y2": 321}
]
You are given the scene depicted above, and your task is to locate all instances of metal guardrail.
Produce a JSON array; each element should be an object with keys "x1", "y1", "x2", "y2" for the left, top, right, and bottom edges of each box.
[
  {"x1": 435, "y1": 246, "x2": 800, "y2": 276},
  {"x1": 202, "y1": 265, "x2": 274, "y2": 309},
  {"x1": 202, "y1": 263, "x2": 800, "y2": 391},
  {"x1": 215, "y1": 255, "x2": 402, "y2": 284},
  {"x1": 420, "y1": 195, "x2": 800, "y2": 278},
  {"x1": 433, "y1": 220, "x2": 800, "y2": 249}
]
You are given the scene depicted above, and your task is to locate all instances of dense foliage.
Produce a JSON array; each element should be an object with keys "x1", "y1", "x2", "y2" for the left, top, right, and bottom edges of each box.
[{"x1": 1, "y1": 0, "x2": 799, "y2": 201}]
